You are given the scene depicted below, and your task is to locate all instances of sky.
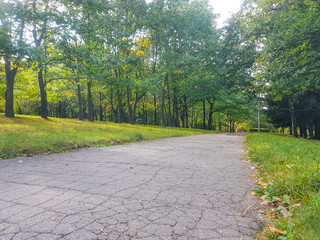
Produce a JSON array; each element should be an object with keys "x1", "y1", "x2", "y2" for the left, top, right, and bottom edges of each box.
[
  {"x1": 209, "y1": 0, "x2": 243, "y2": 28},
  {"x1": 146, "y1": 0, "x2": 244, "y2": 28}
]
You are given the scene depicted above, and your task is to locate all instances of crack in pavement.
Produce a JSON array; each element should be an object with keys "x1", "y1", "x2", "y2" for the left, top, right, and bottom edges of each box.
[{"x1": 0, "y1": 134, "x2": 265, "y2": 240}]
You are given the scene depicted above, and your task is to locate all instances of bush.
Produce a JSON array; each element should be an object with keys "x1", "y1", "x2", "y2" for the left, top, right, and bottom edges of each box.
[{"x1": 236, "y1": 126, "x2": 247, "y2": 132}]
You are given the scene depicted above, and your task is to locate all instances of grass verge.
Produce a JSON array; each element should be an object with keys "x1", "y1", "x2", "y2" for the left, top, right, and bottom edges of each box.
[
  {"x1": 246, "y1": 133, "x2": 320, "y2": 240},
  {"x1": 0, "y1": 114, "x2": 214, "y2": 159}
]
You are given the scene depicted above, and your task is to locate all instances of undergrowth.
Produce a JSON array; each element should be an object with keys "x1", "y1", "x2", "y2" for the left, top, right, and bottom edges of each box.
[{"x1": 246, "y1": 133, "x2": 320, "y2": 240}]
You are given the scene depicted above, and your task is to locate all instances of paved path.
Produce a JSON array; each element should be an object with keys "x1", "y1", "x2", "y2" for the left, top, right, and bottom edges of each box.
[{"x1": 0, "y1": 134, "x2": 263, "y2": 240}]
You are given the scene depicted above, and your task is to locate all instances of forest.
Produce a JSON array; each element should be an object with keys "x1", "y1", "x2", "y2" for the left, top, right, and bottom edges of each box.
[{"x1": 0, "y1": 0, "x2": 319, "y2": 139}]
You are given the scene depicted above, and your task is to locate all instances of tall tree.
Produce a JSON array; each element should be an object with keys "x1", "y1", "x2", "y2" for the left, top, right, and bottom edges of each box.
[{"x1": 0, "y1": 0, "x2": 27, "y2": 117}]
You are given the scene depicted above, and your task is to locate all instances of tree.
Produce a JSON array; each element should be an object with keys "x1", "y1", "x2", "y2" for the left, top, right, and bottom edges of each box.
[
  {"x1": 243, "y1": 0, "x2": 320, "y2": 138},
  {"x1": 0, "y1": 0, "x2": 27, "y2": 117}
]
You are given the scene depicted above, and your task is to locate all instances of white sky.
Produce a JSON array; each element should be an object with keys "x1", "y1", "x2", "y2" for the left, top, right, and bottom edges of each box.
[
  {"x1": 146, "y1": 0, "x2": 243, "y2": 28},
  {"x1": 209, "y1": 0, "x2": 243, "y2": 28}
]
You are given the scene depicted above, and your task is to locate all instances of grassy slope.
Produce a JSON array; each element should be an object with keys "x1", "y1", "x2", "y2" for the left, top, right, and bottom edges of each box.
[
  {"x1": 0, "y1": 114, "x2": 214, "y2": 159},
  {"x1": 246, "y1": 133, "x2": 320, "y2": 240}
]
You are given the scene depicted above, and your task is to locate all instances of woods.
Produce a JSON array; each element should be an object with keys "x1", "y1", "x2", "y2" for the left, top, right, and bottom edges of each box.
[
  {"x1": 0, "y1": 0, "x2": 319, "y2": 137},
  {"x1": 244, "y1": 0, "x2": 320, "y2": 139}
]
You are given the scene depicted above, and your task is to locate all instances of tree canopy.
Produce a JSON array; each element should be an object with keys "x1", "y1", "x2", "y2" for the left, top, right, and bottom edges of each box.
[{"x1": 1, "y1": 0, "x2": 319, "y2": 138}]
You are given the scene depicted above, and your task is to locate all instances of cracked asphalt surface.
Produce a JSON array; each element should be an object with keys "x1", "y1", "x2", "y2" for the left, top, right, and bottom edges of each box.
[{"x1": 0, "y1": 134, "x2": 263, "y2": 240}]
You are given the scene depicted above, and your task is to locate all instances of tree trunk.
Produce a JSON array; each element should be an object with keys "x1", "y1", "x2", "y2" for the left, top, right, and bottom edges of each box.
[
  {"x1": 161, "y1": 84, "x2": 166, "y2": 126},
  {"x1": 180, "y1": 100, "x2": 185, "y2": 128},
  {"x1": 289, "y1": 99, "x2": 298, "y2": 137},
  {"x1": 173, "y1": 88, "x2": 179, "y2": 127},
  {"x1": 4, "y1": 59, "x2": 17, "y2": 118},
  {"x1": 38, "y1": 67, "x2": 48, "y2": 119},
  {"x1": 219, "y1": 121, "x2": 222, "y2": 131},
  {"x1": 142, "y1": 101, "x2": 146, "y2": 125},
  {"x1": 99, "y1": 91, "x2": 104, "y2": 121},
  {"x1": 76, "y1": 82, "x2": 83, "y2": 120},
  {"x1": 203, "y1": 100, "x2": 206, "y2": 129},
  {"x1": 315, "y1": 119, "x2": 320, "y2": 140},
  {"x1": 133, "y1": 93, "x2": 138, "y2": 124},
  {"x1": 299, "y1": 124, "x2": 303, "y2": 137},
  {"x1": 191, "y1": 108, "x2": 194, "y2": 128},
  {"x1": 183, "y1": 96, "x2": 188, "y2": 128},
  {"x1": 133, "y1": 92, "x2": 145, "y2": 124},
  {"x1": 4, "y1": 20, "x2": 24, "y2": 118},
  {"x1": 154, "y1": 95, "x2": 157, "y2": 125},
  {"x1": 167, "y1": 79, "x2": 172, "y2": 126},
  {"x1": 87, "y1": 81, "x2": 93, "y2": 122},
  {"x1": 208, "y1": 102, "x2": 214, "y2": 130},
  {"x1": 110, "y1": 86, "x2": 116, "y2": 122},
  {"x1": 302, "y1": 121, "x2": 308, "y2": 138},
  {"x1": 117, "y1": 89, "x2": 122, "y2": 123},
  {"x1": 127, "y1": 87, "x2": 133, "y2": 124},
  {"x1": 308, "y1": 123, "x2": 314, "y2": 139}
]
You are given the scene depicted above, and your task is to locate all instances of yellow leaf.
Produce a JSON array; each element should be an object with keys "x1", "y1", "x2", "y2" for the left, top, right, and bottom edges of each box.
[
  {"x1": 269, "y1": 226, "x2": 287, "y2": 235},
  {"x1": 136, "y1": 50, "x2": 145, "y2": 56}
]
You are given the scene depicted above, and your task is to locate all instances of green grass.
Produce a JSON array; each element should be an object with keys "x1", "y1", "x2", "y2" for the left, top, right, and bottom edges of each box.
[
  {"x1": 0, "y1": 114, "x2": 214, "y2": 159},
  {"x1": 246, "y1": 133, "x2": 320, "y2": 240}
]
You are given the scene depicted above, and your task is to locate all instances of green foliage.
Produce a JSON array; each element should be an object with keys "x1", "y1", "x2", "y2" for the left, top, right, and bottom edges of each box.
[
  {"x1": 0, "y1": 0, "x2": 264, "y2": 131},
  {"x1": 241, "y1": 0, "x2": 320, "y2": 138},
  {"x1": 295, "y1": 193, "x2": 320, "y2": 240},
  {"x1": 246, "y1": 133, "x2": 320, "y2": 239}
]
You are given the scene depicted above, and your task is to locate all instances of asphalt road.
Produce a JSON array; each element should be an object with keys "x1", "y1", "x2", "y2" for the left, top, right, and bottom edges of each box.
[{"x1": 0, "y1": 134, "x2": 263, "y2": 240}]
